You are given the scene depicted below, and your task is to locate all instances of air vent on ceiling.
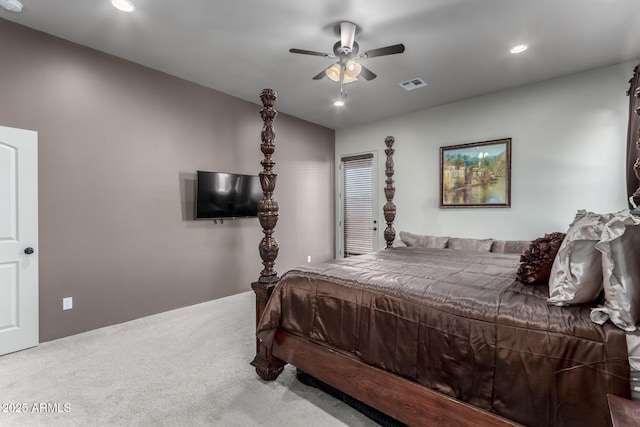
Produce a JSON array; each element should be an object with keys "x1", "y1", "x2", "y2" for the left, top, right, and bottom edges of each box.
[{"x1": 400, "y1": 78, "x2": 427, "y2": 91}]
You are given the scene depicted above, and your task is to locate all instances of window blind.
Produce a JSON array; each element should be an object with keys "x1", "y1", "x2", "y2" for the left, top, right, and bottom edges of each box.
[{"x1": 342, "y1": 154, "x2": 374, "y2": 256}]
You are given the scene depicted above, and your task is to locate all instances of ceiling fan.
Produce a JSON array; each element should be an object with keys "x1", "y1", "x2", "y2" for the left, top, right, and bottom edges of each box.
[{"x1": 289, "y1": 22, "x2": 405, "y2": 102}]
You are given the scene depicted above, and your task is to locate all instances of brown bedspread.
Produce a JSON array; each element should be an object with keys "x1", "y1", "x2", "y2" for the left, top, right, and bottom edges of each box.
[{"x1": 257, "y1": 247, "x2": 630, "y2": 426}]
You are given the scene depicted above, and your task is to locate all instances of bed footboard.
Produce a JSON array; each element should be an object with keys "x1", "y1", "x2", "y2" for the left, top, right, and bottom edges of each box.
[{"x1": 272, "y1": 330, "x2": 521, "y2": 427}]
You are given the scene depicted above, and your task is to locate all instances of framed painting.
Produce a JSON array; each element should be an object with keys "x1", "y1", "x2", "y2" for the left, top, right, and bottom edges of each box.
[{"x1": 440, "y1": 138, "x2": 511, "y2": 208}]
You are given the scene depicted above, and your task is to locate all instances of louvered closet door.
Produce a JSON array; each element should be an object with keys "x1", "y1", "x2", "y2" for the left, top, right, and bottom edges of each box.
[{"x1": 342, "y1": 153, "x2": 376, "y2": 257}]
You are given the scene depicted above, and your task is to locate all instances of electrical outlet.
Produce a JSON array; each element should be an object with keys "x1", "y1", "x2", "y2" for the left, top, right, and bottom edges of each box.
[
  {"x1": 62, "y1": 297, "x2": 73, "y2": 310},
  {"x1": 307, "y1": 255, "x2": 311, "y2": 263}
]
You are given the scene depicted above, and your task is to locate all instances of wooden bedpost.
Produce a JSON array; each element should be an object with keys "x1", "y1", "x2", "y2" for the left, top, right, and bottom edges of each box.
[
  {"x1": 383, "y1": 136, "x2": 397, "y2": 248},
  {"x1": 251, "y1": 88, "x2": 285, "y2": 381},
  {"x1": 256, "y1": 88, "x2": 280, "y2": 284},
  {"x1": 632, "y1": 86, "x2": 640, "y2": 216}
]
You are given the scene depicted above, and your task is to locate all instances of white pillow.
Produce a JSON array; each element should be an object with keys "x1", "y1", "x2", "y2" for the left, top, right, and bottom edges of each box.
[
  {"x1": 590, "y1": 210, "x2": 640, "y2": 331},
  {"x1": 547, "y1": 210, "x2": 611, "y2": 306}
]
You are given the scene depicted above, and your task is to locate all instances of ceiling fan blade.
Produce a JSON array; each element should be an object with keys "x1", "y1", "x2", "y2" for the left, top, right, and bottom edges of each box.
[
  {"x1": 361, "y1": 44, "x2": 405, "y2": 58},
  {"x1": 358, "y1": 65, "x2": 377, "y2": 81},
  {"x1": 289, "y1": 48, "x2": 332, "y2": 58},
  {"x1": 312, "y1": 65, "x2": 334, "y2": 80}
]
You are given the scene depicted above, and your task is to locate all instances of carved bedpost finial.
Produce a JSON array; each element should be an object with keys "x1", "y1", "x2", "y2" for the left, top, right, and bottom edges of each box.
[
  {"x1": 383, "y1": 136, "x2": 397, "y2": 248},
  {"x1": 257, "y1": 89, "x2": 280, "y2": 283}
]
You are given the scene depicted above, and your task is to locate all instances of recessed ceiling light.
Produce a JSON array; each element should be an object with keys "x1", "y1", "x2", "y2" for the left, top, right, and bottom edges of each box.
[
  {"x1": 0, "y1": 0, "x2": 23, "y2": 12},
  {"x1": 111, "y1": 0, "x2": 135, "y2": 12},
  {"x1": 334, "y1": 100, "x2": 345, "y2": 107},
  {"x1": 510, "y1": 44, "x2": 529, "y2": 54}
]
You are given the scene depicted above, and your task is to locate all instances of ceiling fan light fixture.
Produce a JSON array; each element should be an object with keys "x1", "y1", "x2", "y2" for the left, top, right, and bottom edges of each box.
[
  {"x1": 344, "y1": 60, "x2": 362, "y2": 80},
  {"x1": 326, "y1": 64, "x2": 341, "y2": 82},
  {"x1": 326, "y1": 63, "x2": 358, "y2": 83},
  {"x1": 291, "y1": 21, "x2": 405, "y2": 91}
]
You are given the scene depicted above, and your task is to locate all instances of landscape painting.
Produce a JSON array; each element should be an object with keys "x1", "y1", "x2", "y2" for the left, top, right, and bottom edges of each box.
[{"x1": 440, "y1": 138, "x2": 511, "y2": 208}]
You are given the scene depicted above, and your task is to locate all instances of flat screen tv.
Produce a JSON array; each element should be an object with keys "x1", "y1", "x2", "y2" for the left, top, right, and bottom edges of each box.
[{"x1": 195, "y1": 171, "x2": 262, "y2": 219}]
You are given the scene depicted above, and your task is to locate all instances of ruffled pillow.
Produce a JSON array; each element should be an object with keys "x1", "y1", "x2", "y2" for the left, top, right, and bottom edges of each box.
[
  {"x1": 399, "y1": 231, "x2": 449, "y2": 249},
  {"x1": 590, "y1": 210, "x2": 640, "y2": 331},
  {"x1": 516, "y1": 232, "x2": 566, "y2": 284},
  {"x1": 547, "y1": 210, "x2": 612, "y2": 306}
]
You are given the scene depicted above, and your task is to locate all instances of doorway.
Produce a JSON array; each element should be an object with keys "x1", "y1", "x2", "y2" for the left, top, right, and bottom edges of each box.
[
  {"x1": 0, "y1": 125, "x2": 39, "y2": 355},
  {"x1": 338, "y1": 152, "x2": 378, "y2": 257}
]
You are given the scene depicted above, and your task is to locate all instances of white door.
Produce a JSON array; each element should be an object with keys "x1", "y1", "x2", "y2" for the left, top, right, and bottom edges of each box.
[{"x1": 0, "y1": 125, "x2": 38, "y2": 356}]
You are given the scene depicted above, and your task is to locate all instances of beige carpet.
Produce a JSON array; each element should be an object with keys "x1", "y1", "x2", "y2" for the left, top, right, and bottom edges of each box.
[{"x1": 0, "y1": 291, "x2": 376, "y2": 426}]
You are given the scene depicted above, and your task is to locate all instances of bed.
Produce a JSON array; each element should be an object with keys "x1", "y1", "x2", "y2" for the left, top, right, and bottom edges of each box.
[{"x1": 250, "y1": 88, "x2": 640, "y2": 426}]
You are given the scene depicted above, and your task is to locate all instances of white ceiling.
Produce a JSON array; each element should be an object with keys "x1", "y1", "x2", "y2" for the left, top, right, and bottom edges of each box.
[{"x1": 2, "y1": 0, "x2": 640, "y2": 130}]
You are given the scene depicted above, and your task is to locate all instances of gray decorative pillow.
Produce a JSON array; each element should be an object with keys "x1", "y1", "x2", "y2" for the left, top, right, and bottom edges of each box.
[
  {"x1": 399, "y1": 231, "x2": 449, "y2": 249},
  {"x1": 591, "y1": 210, "x2": 640, "y2": 331},
  {"x1": 447, "y1": 237, "x2": 493, "y2": 252},
  {"x1": 491, "y1": 240, "x2": 531, "y2": 254},
  {"x1": 547, "y1": 210, "x2": 611, "y2": 306}
]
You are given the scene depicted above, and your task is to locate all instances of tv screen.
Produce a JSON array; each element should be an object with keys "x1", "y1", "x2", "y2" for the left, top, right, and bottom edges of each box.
[{"x1": 195, "y1": 171, "x2": 262, "y2": 219}]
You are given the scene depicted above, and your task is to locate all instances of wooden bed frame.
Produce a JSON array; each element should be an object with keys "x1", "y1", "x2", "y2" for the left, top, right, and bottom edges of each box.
[{"x1": 249, "y1": 87, "x2": 640, "y2": 426}]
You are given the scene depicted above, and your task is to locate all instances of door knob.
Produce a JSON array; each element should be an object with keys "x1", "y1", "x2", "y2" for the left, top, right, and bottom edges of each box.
[{"x1": 24, "y1": 247, "x2": 34, "y2": 255}]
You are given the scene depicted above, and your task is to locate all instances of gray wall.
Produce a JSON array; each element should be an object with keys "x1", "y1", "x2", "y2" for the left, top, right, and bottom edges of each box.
[
  {"x1": 337, "y1": 61, "x2": 636, "y2": 246},
  {"x1": 0, "y1": 19, "x2": 335, "y2": 342}
]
